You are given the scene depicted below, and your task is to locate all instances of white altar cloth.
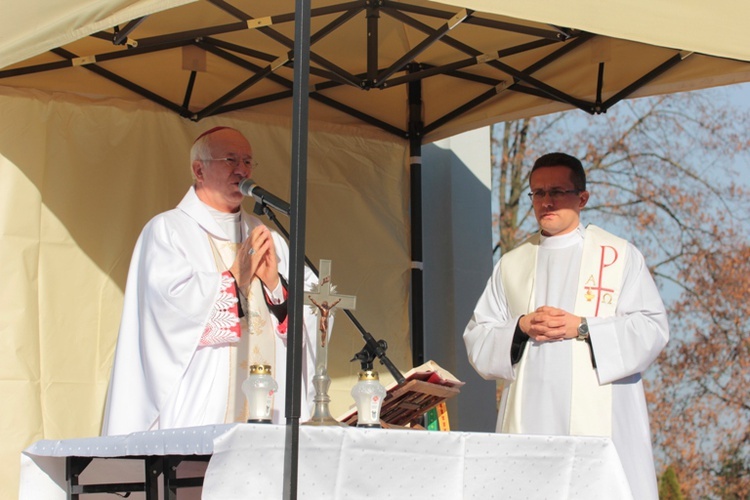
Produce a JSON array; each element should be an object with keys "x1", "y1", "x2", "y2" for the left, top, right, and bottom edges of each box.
[{"x1": 20, "y1": 424, "x2": 633, "y2": 499}]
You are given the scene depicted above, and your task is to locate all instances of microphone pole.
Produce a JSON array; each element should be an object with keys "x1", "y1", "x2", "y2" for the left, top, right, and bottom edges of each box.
[{"x1": 252, "y1": 200, "x2": 405, "y2": 385}]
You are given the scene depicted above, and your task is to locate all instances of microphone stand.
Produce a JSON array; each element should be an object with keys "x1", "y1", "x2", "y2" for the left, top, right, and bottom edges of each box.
[{"x1": 253, "y1": 201, "x2": 406, "y2": 386}]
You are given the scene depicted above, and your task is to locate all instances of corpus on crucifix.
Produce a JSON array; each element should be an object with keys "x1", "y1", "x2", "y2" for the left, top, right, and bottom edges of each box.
[{"x1": 304, "y1": 259, "x2": 356, "y2": 425}]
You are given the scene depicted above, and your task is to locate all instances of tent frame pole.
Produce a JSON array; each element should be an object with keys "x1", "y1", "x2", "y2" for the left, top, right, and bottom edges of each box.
[
  {"x1": 283, "y1": 0, "x2": 311, "y2": 498},
  {"x1": 408, "y1": 63, "x2": 425, "y2": 368}
]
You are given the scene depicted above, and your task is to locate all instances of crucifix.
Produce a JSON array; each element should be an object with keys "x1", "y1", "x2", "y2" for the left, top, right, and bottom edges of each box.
[{"x1": 303, "y1": 259, "x2": 356, "y2": 426}]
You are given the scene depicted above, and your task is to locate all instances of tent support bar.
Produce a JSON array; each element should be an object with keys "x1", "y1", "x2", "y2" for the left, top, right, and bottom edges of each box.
[
  {"x1": 387, "y1": 1, "x2": 568, "y2": 40},
  {"x1": 408, "y1": 64, "x2": 425, "y2": 369},
  {"x1": 196, "y1": 58, "x2": 283, "y2": 119},
  {"x1": 310, "y1": 6, "x2": 364, "y2": 45},
  {"x1": 201, "y1": 38, "x2": 357, "y2": 92},
  {"x1": 487, "y1": 58, "x2": 591, "y2": 109},
  {"x1": 197, "y1": 40, "x2": 294, "y2": 87},
  {"x1": 49, "y1": 48, "x2": 189, "y2": 117},
  {"x1": 199, "y1": 39, "x2": 403, "y2": 135},
  {"x1": 0, "y1": 60, "x2": 70, "y2": 78},
  {"x1": 601, "y1": 52, "x2": 686, "y2": 112},
  {"x1": 310, "y1": 93, "x2": 406, "y2": 137},
  {"x1": 0, "y1": 37, "x2": 187, "y2": 78},
  {"x1": 386, "y1": 6, "x2": 592, "y2": 111},
  {"x1": 424, "y1": 84, "x2": 506, "y2": 136},
  {"x1": 124, "y1": 2, "x2": 360, "y2": 62},
  {"x1": 204, "y1": 36, "x2": 357, "y2": 87},
  {"x1": 283, "y1": 0, "x2": 312, "y2": 498},
  {"x1": 251, "y1": 15, "x2": 364, "y2": 89},
  {"x1": 206, "y1": 84, "x2": 404, "y2": 139},
  {"x1": 202, "y1": 37, "x2": 278, "y2": 62},
  {"x1": 366, "y1": 3, "x2": 379, "y2": 82},
  {"x1": 520, "y1": 32, "x2": 594, "y2": 75},
  {"x1": 182, "y1": 71, "x2": 198, "y2": 109},
  {"x1": 113, "y1": 17, "x2": 147, "y2": 46},
  {"x1": 383, "y1": 7, "x2": 480, "y2": 58},
  {"x1": 213, "y1": 90, "x2": 295, "y2": 114},
  {"x1": 90, "y1": 39, "x2": 189, "y2": 63},
  {"x1": 206, "y1": 0, "x2": 256, "y2": 20},
  {"x1": 134, "y1": 21, "x2": 253, "y2": 47},
  {"x1": 508, "y1": 84, "x2": 566, "y2": 102},
  {"x1": 302, "y1": 6, "x2": 368, "y2": 88},
  {"x1": 207, "y1": 0, "x2": 363, "y2": 24},
  {"x1": 375, "y1": 8, "x2": 469, "y2": 86},
  {"x1": 596, "y1": 62, "x2": 605, "y2": 110},
  {"x1": 381, "y1": 36, "x2": 561, "y2": 88},
  {"x1": 383, "y1": 56, "x2": 490, "y2": 87}
]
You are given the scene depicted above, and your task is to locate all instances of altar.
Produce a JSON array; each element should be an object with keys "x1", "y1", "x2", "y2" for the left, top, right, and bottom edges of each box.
[{"x1": 20, "y1": 424, "x2": 634, "y2": 499}]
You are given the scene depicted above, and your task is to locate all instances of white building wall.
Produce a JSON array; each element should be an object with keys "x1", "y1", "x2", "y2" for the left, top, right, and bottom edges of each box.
[{"x1": 422, "y1": 127, "x2": 497, "y2": 432}]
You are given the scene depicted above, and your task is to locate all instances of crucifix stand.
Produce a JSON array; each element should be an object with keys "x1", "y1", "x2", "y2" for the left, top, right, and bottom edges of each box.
[{"x1": 303, "y1": 259, "x2": 356, "y2": 426}]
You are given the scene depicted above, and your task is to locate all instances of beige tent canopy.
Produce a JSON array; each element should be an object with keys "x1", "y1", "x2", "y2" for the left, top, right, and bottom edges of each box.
[
  {"x1": 2, "y1": 1, "x2": 750, "y2": 498},
  {"x1": 3, "y1": 0, "x2": 750, "y2": 143}
]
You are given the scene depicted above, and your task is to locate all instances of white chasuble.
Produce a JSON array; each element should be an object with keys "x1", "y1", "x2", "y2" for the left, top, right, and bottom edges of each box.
[
  {"x1": 103, "y1": 186, "x2": 319, "y2": 436},
  {"x1": 499, "y1": 225, "x2": 626, "y2": 437},
  {"x1": 464, "y1": 222, "x2": 669, "y2": 500}
]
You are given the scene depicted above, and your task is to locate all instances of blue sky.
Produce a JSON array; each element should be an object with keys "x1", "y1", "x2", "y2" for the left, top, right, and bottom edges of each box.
[
  {"x1": 721, "y1": 81, "x2": 750, "y2": 110},
  {"x1": 715, "y1": 82, "x2": 750, "y2": 184}
]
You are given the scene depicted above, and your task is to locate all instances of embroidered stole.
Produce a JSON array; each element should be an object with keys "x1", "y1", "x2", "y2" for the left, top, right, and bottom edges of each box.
[
  {"x1": 500, "y1": 225, "x2": 626, "y2": 437},
  {"x1": 207, "y1": 234, "x2": 276, "y2": 423}
]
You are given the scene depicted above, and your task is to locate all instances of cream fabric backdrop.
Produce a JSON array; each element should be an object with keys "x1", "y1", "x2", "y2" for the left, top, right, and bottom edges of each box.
[{"x1": 0, "y1": 85, "x2": 411, "y2": 500}]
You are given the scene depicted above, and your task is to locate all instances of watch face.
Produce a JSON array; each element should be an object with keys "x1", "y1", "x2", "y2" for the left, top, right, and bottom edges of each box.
[{"x1": 577, "y1": 322, "x2": 589, "y2": 336}]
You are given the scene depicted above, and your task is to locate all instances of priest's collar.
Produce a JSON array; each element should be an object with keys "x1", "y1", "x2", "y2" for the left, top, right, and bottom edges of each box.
[
  {"x1": 539, "y1": 224, "x2": 585, "y2": 249},
  {"x1": 203, "y1": 202, "x2": 242, "y2": 243}
]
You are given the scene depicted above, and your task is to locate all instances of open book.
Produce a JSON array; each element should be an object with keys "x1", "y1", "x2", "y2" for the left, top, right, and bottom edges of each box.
[{"x1": 339, "y1": 360, "x2": 464, "y2": 427}]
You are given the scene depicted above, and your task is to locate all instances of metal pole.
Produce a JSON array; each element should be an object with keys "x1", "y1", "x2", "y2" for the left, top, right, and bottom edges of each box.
[
  {"x1": 283, "y1": 0, "x2": 311, "y2": 498},
  {"x1": 407, "y1": 63, "x2": 425, "y2": 368}
]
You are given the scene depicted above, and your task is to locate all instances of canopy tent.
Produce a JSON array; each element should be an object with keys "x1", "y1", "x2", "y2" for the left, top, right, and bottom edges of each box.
[
  {"x1": 2, "y1": 1, "x2": 750, "y2": 498},
  {"x1": 2, "y1": 0, "x2": 750, "y2": 143}
]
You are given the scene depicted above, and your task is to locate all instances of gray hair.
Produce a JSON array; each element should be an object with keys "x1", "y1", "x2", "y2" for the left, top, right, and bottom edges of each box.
[{"x1": 189, "y1": 126, "x2": 238, "y2": 181}]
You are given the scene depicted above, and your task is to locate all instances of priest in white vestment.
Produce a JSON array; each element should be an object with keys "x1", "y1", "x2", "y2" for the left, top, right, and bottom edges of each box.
[
  {"x1": 102, "y1": 127, "x2": 318, "y2": 436},
  {"x1": 464, "y1": 153, "x2": 669, "y2": 500}
]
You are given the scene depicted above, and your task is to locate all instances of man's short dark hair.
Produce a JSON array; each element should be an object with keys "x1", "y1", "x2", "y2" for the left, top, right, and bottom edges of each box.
[{"x1": 531, "y1": 152, "x2": 586, "y2": 191}]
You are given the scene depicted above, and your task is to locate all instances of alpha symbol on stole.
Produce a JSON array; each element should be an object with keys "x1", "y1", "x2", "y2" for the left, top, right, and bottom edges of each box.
[{"x1": 582, "y1": 245, "x2": 619, "y2": 316}]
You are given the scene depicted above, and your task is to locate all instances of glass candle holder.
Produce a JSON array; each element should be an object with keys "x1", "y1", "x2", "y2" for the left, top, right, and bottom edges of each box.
[
  {"x1": 351, "y1": 369, "x2": 387, "y2": 428},
  {"x1": 242, "y1": 364, "x2": 278, "y2": 423}
]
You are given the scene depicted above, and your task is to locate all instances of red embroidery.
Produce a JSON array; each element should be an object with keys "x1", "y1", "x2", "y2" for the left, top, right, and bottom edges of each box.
[{"x1": 199, "y1": 272, "x2": 241, "y2": 346}]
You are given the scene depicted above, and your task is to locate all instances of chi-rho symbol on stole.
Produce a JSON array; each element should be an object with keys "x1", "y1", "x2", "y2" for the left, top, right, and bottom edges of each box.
[{"x1": 582, "y1": 244, "x2": 620, "y2": 316}]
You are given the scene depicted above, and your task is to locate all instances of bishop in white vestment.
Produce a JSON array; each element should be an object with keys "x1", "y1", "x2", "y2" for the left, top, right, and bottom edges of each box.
[
  {"x1": 464, "y1": 153, "x2": 669, "y2": 500},
  {"x1": 102, "y1": 127, "x2": 318, "y2": 436}
]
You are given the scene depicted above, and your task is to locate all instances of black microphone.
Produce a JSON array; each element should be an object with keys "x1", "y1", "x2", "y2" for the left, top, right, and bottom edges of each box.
[{"x1": 239, "y1": 178, "x2": 291, "y2": 215}]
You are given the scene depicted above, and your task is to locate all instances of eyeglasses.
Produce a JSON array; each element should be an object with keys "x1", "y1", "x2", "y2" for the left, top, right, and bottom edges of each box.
[
  {"x1": 527, "y1": 188, "x2": 581, "y2": 200},
  {"x1": 201, "y1": 157, "x2": 258, "y2": 169}
]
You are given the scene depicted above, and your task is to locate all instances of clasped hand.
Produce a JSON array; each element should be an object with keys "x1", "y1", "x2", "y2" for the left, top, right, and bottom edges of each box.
[
  {"x1": 230, "y1": 225, "x2": 279, "y2": 291},
  {"x1": 519, "y1": 306, "x2": 578, "y2": 342}
]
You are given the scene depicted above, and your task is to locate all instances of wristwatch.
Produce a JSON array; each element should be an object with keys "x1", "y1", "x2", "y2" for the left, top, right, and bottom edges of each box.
[{"x1": 576, "y1": 317, "x2": 589, "y2": 341}]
